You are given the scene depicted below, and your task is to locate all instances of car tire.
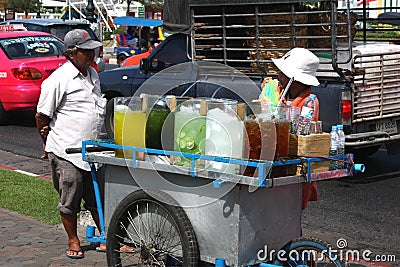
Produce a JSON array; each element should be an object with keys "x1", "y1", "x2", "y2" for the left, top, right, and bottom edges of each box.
[
  {"x1": 105, "y1": 98, "x2": 114, "y2": 138},
  {"x1": 117, "y1": 54, "x2": 127, "y2": 67},
  {"x1": 0, "y1": 101, "x2": 9, "y2": 125}
]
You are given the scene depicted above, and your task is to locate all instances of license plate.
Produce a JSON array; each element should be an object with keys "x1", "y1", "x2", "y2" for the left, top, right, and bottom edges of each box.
[{"x1": 376, "y1": 119, "x2": 398, "y2": 134}]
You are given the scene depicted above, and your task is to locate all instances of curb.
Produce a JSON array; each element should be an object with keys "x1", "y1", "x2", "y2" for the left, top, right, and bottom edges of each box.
[{"x1": 0, "y1": 150, "x2": 52, "y2": 180}]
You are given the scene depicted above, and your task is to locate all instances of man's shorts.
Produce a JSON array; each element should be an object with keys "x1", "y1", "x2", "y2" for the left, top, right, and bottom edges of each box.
[{"x1": 48, "y1": 153, "x2": 104, "y2": 215}]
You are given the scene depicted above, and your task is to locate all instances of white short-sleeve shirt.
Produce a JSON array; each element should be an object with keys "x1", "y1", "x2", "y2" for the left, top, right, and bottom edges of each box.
[{"x1": 37, "y1": 60, "x2": 107, "y2": 171}]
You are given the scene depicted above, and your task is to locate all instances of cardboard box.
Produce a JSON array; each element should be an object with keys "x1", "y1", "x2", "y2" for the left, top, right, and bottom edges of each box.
[
  {"x1": 289, "y1": 133, "x2": 330, "y2": 157},
  {"x1": 288, "y1": 133, "x2": 330, "y2": 174}
]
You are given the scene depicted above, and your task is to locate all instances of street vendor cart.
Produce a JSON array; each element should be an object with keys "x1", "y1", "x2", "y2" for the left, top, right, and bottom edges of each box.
[{"x1": 76, "y1": 138, "x2": 364, "y2": 267}]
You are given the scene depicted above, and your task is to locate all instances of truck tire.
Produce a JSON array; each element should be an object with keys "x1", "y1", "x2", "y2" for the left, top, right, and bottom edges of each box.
[
  {"x1": 272, "y1": 237, "x2": 343, "y2": 267},
  {"x1": 0, "y1": 101, "x2": 9, "y2": 125},
  {"x1": 107, "y1": 190, "x2": 199, "y2": 267},
  {"x1": 117, "y1": 54, "x2": 127, "y2": 67}
]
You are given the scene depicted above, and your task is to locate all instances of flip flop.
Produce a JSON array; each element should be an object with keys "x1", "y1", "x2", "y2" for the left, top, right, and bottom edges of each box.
[
  {"x1": 96, "y1": 246, "x2": 106, "y2": 253},
  {"x1": 65, "y1": 248, "x2": 84, "y2": 259}
]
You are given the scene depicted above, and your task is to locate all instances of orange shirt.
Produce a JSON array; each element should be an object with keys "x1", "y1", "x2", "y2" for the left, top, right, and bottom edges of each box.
[
  {"x1": 279, "y1": 86, "x2": 319, "y2": 209},
  {"x1": 279, "y1": 86, "x2": 320, "y2": 121}
]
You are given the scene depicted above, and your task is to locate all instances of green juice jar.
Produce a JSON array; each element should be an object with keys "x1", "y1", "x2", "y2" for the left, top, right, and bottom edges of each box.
[
  {"x1": 145, "y1": 95, "x2": 171, "y2": 151},
  {"x1": 173, "y1": 99, "x2": 208, "y2": 168}
]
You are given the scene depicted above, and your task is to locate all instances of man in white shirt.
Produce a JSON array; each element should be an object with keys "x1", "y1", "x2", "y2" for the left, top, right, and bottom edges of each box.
[{"x1": 35, "y1": 29, "x2": 107, "y2": 259}]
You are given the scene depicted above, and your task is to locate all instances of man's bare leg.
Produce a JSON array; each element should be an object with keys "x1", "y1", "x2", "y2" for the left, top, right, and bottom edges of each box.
[{"x1": 61, "y1": 212, "x2": 84, "y2": 257}]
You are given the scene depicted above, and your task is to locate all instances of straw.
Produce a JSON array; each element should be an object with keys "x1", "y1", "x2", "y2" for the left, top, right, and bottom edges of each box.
[{"x1": 275, "y1": 77, "x2": 294, "y2": 109}]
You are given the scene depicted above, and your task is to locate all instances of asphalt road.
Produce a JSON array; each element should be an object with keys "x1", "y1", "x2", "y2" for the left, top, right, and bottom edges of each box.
[
  {"x1": 0, "y1": 112, "x2": 399, "y2": 266},
  {"x1": 303, "y1": 147, "x2": 400, "y2": 264}
]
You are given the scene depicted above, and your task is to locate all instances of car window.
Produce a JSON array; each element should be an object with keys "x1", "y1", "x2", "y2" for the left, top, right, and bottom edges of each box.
[
  {"x1": 22, "y1": 23, "x2": 48, "y2": 33},
  {"x1": 0, "y1": 36, "x2": 65, "y2": 59},
  {"x1": 152, "y1": 38, "x2": 188, "y2": 64},
  {"x1": 11, "y1": 22, "x2": 99, "y2": 41}
]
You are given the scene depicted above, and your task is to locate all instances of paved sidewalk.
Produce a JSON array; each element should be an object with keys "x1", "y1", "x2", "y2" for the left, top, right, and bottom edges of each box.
[
  {"x1": 0, "y1": 150, "x2": 107, "y2": 266},
  {"x1": 0, "y1": 208, "x2": 106, "y2": 266}
]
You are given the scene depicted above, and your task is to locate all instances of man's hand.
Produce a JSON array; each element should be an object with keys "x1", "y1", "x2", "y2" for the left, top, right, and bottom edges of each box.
[
  {"x1": 40, "y1": 125, "x2": 50, "y2": 140},
  {"x1": 41, "y1": 144, "x2": 48, "y2": 159},
  {"x1": 35, "y1": 112, "x2": 51, "y2": 143}
]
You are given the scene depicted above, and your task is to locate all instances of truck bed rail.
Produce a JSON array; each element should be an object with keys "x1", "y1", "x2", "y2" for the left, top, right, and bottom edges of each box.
[
  {"x1": 190, "y1": 1, "x2": 355, "y2": 78},
  {"x1": 352, "y1": 50, "x2": 400, "y2": 122}
]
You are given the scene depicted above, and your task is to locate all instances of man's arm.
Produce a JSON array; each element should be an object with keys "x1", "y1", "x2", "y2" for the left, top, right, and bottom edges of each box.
[{"x1": 35, "y1": 112, "x2": 51, "y2": 159}]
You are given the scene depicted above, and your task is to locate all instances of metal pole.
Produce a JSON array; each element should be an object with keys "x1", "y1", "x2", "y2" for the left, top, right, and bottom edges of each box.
[{"x1": 67, "y1": 0, "x2": 71, "y2": 20}]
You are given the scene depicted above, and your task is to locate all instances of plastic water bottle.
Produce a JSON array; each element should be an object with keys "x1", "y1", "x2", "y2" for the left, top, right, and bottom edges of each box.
[
  {"x1": 329, "y1": 125, "x2": 339, "y2": 170},
  {"x1": 296, "y1": 94, "x2": 317, "y2": 135},
  {"x1": 336, "y1": 124, "x2": 346, "y2": 169}
]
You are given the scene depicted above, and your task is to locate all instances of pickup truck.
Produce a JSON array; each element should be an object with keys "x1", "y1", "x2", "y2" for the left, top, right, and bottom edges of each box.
[{"x1": 99, "y1": 0, "x2": 400, "y2": 158}]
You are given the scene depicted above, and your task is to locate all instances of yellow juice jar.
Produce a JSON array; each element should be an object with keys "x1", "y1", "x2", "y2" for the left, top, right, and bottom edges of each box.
[{"x1": 114, "y1": 97, "x2": 146, "y2": 159}]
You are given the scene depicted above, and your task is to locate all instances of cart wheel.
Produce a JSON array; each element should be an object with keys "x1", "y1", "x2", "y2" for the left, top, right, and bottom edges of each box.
[
  {"x1": 107, "y1": 190, "x2": 199, "y2": 267},
  {"x1": 272, "y1": 237, "x2": 343, "y2": 267}
]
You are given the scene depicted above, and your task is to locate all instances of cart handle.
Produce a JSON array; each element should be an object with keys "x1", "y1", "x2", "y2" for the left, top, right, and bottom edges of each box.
[{"x1": 65, "y1": 147, "x2": 113, "y2": 154}]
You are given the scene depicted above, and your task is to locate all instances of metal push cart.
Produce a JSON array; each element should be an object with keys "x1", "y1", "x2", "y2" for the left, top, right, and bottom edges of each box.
[{"x1": 78, "y1": 139, "x2": 364, "y2": 267}]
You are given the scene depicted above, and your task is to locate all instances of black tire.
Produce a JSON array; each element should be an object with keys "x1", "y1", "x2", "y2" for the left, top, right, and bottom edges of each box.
[
  {"x1": 105, "y1": 99, "x2": 114, "y2": 139},
  {"x1": 347, "y1": 145, "x2": 380, "y2": 159},
  {"x1": 272, "y1": 237, "x2": 343, "y2": 267},
  {"x1": 0, "y1": 101, "x2": 9, "y2": 125},
  {"x1": 106, "y1": 190, "x2": 199, "y2": 267},
  {"x1": 117, "y1": 54, "x2": 127, "y2": 67}
]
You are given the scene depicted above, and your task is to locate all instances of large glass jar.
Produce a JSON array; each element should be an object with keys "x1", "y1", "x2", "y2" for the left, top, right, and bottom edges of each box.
[
  {"x1": 114, "y1": 97, "x2": 146, "y2": 159},
  {"x1": 273, "y1": 106, "x2": 290, "y2": 160},
  {"x1": 144, "y1": 95, "x2": 191, "y2": 154},
  {"x1": 242, "y1": 103, "x2": 290, "y2": 177},
  {"x1": 205, "y1": 99, "x2": 244, "y2": 174},
  {"x1": 144, "y1": 94, "x2": 171, "y2": 151},
  {"x1": 173, "y1": 99, "x2": 208, "y2": 167}
]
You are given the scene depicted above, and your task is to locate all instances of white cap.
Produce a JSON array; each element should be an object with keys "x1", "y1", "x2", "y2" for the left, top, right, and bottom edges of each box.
[{"x1": 272, "y1": 48, "x2": 320, "y2": 86}]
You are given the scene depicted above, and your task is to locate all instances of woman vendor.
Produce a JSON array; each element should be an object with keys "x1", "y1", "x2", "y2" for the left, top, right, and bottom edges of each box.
[{"x1": 261, "y1": 47, "x2": 321, "y2": 210}]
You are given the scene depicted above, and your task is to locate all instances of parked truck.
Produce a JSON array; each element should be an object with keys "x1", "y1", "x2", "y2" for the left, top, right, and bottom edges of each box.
[{"x1": 100, "y1": 0, "x2": 400, "y2": 158}]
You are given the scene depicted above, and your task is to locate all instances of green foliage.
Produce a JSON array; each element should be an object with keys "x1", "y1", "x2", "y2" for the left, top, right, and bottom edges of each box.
[
  {"x1": 104, "y1": 31, "x2": 112, "y2": 40},
  {"x1": 135, "y1": 0, "x2": 164, "y2": 10},
  {"x1": 0, "y1": 169, "x2": 61, "y2": 225},
  {"x1": 4, "y1": 0, "x2": 41, "y2": 12},
  {"x1": 104, "y1": 28, "x2": 125, "y2": 40},
  {"x1": 354, "y1": 30, "x2": 400, "y2": 40}
]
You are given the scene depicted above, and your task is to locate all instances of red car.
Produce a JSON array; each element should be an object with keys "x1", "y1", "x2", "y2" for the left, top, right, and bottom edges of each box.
[{"x1": 0, "y1": 28, "x2": 66, "y2": 124}]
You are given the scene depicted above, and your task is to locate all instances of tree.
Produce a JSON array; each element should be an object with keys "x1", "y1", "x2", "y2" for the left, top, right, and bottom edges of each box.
[
  {"x1": 125, "y1": 0, "x2": 163, "y2": 16},
  {"x1": 0, "y1": 0, "x2": 7, "y2": 11},
  {"x1": 136, "y1": 0, "x2": 163, "y2": 10},
  {"x1": 3, "y1": 0, "x2": 41, "y2": 18}
]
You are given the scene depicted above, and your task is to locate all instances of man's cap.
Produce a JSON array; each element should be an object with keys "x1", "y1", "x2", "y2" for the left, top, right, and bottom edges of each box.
[
  {"x1": 272, "y1": 48, "x2": 320, "y2": 86},
  {"x1": 64, "y1": 29, "x2": 102, "y2": 50}
]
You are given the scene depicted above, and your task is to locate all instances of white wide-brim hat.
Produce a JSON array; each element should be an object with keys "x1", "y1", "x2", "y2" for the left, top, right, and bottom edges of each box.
[{"x1": 272, "y1": 48, "x2": 320, "y2": 86}]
